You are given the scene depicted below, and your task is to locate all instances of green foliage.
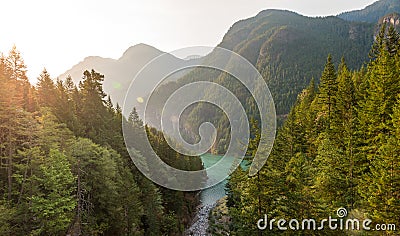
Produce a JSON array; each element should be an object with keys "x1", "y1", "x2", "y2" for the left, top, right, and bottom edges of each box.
[
  {"x1": 29, "y1": 149, "x2": 76, "y2": 235},
  {"x1": 0, "y1": 47, "x2": 203, "y2": 235},
  {"x1": 227, "y1": 25, "x2": 400, "y2": 235},
  {"x1": 36, "y1": 68, "x2": 56, "y2": 108},
  {"x1": 0, "y1": 201, "x2": 15, "y2": 235},
  {"x1": 317, "y1": 54, "x2": 338, "y2": 123}
]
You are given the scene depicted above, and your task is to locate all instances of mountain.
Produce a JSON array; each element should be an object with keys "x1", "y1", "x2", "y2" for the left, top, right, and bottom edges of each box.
[
  {"x1": 59, "y1": 43, "x2": 201, "y2": 107},
  {"x1": 144, "y1": 9, "x2": 377, "y2": 153},
  {"x1": 60, "y1": 0, "x2": 393, "y2": 154},
  {"x1": 216, "y1": 9, "x2": 374, "y2": 115},
  {"x1": 338, "y1": 0, "x2": 400, "y2": 23},
  {"x1": 164, "y1": 9, "x2": 374, "y2": 115},
  {"x1": 148, "y1": 0, "x2": 400, "y2": 153}
]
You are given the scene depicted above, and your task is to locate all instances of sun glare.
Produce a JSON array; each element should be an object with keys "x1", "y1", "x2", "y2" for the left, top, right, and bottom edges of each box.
[{"x1": 136, "y1": 97, "x2": 144, "y2": 103}]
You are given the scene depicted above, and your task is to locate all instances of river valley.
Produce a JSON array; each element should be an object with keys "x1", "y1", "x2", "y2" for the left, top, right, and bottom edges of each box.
[{"x1": 186, "y1": 154, "x2": 247, "y2": 236}]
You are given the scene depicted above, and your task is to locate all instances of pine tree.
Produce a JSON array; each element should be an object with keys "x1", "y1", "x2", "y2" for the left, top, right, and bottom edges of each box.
[
  {"x1": 386, "y1": 25, "x2": 400, "y2": 56},
  {"x1": 335, "y1": 58, "x2": 359, "y2": 209},
  {"x1": 317, "y1": 54, "x2": 338, "y2": 126},
  {"x1": 128, "y1": 107, "x2": 143, "y2": 127},
  {"x1": 78, "y1": 70, "x2": 109, "y2": 144},
  {"x1": 318, "y1": 55, "x2": 337, "y2": 125},
  {"x1": 29, "y1": 149, "x2": 76, "y2": 235},
  {"x1": 36, "y1": 68, "x2": 56, "y2": 108},
  {"x1": 5, "y1": 46, "x2": 32, "y2": 111},
  {"x1": 5, "y1": 45, "x2": 28, "y2": 82},
  {"x1": 369, "y1": 24, "x2": 387, "y2": 60},
  {"x1": 53, "y1": 78, "x2": 81, "y2": 134}
]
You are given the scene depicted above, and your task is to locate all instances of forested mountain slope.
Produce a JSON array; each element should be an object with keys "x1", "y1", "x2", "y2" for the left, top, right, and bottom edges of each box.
[
  {"x1": 217, "y1": 9, "x2": 374, "y2": 115},
  {"x1": 147, "y1": 9, "x2": 376, "y2": 153}
]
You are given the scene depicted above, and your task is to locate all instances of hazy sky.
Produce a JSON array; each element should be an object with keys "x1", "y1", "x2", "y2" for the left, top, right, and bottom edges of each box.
[{"x1": 0, "y1": 0, "x2": 377, "y2": 82}]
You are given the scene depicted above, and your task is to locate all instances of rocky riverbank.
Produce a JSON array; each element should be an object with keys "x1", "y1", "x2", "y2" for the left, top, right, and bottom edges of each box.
[
  {"x1": 208, "y1": 196, "x2": 231, "y2": 235},
  {"x1": 185, "y1": 203, "x2": 216, "y2": 236},
  {"x1": 185, "y1": 154, "x2": 232, "y2": 235}
]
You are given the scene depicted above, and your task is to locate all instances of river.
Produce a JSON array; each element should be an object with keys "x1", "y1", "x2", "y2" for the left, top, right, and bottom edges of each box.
[{"x1": 186, "y1": 154, "x2": 247, "y2": 236}]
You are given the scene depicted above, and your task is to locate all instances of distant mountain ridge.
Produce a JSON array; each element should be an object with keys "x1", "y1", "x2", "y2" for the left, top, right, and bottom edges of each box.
[
  {"x1": 59, "y1": 43, "x2": 201, "y2": 106},
  {"x1": 338, "y1": 0, "x2": 400, "y2": 23}
]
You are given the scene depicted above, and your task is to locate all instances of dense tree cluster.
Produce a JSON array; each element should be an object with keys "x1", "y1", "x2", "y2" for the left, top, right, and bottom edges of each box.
[
  {"x1": 227, "y1": 24, "x2": 400, "y2": 235},
  {"x1": 0, "y1": 47, "x2": 202, "y2": 235}
]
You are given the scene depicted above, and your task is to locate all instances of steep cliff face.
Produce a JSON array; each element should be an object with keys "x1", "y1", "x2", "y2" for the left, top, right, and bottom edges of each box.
[{"x1": 379, "y1": 12, "x2": 400, "y2": 30}]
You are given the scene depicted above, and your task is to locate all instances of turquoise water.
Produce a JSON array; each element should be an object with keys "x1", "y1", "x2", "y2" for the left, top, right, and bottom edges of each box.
[
  {"x1": 199, "y1": 154, "x2": 248, "y2": 205},
  {"x1": 186, "y1": 154, "x2": 247, "y2": 234}
]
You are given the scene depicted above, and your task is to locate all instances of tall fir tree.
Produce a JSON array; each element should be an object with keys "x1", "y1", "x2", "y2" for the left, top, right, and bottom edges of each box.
[{"x1": 317, "y1": 54, "x2": 338, "y2": 127}]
